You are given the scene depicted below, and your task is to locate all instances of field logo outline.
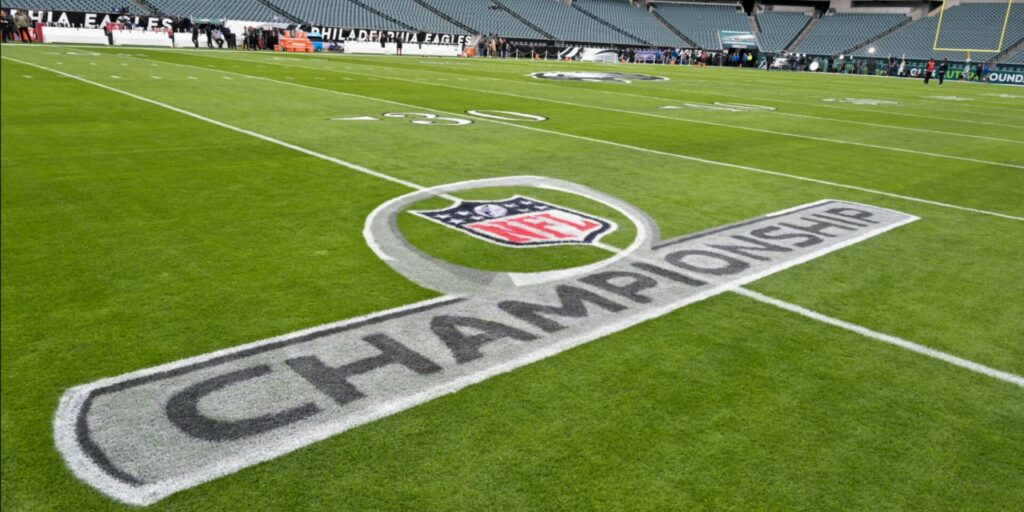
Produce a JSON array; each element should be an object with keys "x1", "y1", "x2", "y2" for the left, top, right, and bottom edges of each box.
[{"x1": 54, "y1": 176, "x2": 918, "y2": 506}]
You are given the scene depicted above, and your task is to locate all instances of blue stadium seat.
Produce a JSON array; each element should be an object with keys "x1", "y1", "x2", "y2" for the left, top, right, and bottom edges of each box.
[
  {"x1": 795, "y1": 13, "x2": 907, "y2": 55},
  {"x1": 756, "y1": 11, "x2": 810, "y2": 52},
  {"x1": 653, "y1": 2, "x2": 749, "y2": 50},
  {"x1": 855, "y1": 4, "x2": 1024, "y2": 61},
  {"x1": 270, "y1": 0, "x2": 405, "y2": 30},
  {"x1": 574, "y1": 0, "x2": 685, "y2": 47},
  {"x1": 498, "y1": 0, "x2": 635, "y2": 44},
  {"x1": 419, "y1": 0, "x2": 545, "y2": 38}
]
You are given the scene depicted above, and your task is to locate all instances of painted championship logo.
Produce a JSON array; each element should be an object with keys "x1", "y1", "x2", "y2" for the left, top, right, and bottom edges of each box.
[
  {"x1": 529, "y1": 71, "x2": 668, "y2": 83},
  {"x1": 54, "y1": 176, "x2": 917, "y2": 506},
  {"x1": 412, "y1": 196, "x2": 615, "y2": 247}
]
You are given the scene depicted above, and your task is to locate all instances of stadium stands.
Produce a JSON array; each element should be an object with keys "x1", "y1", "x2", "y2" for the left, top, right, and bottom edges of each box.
[
  {"x1": 497, "y1": 0, "x2": 636, "y2": 44},
  {"x1": 356, "y1": 0, "x2": 464, "y2": 33},
  {"x1": 795, "y1": 12, "x2": 907, "y2": 55},
  {"x1": 418, "y1": 0, "x2": 545, "y2": 38},
  {"x1": 144, "y1": 0, "x2": 276, "y2": 21},
  {"x1": 1004, "y1": 47, "x2": 1024, "y2": 65},
  {"x1": 653, "y1": 2, "x2": 749, "y2": 50},
  {"x1": 756, "y1": 11, "x2": 810, "y2": 52},
  {"x1": 10, "y1": 0, "x2": 1024, "y2": 65},
  {"x1": 574, "y1": 0, "x2": 685, "y2": 47},
  {"x1": 855, "y1": 3, "x2": 1024, "y2": 61},
  {"x1": 5, "y1": 0, "x2": 144, "y2": 14},
  {"x1": 270, "y1": 0, "x2": 405, "y2": 30}
]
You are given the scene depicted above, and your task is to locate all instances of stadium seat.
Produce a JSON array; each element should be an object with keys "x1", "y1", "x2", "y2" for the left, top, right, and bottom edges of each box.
[
  {"x1": 652, "y1": 2, "x2": 750, "y2": 50},
  {"x1": 795, "y1": 13, "x2": 907, "y2": 56},
  {"x1": 353, "y1": 0, "x2": 464, "y2": 33},
  {"x1": 854, "y1": 4, "x2": 1024, "y2": 61},
  {"x1": 497, "y1": 0, "x2": 636, "y2": 44},
  {"x1": 270, "y1": 0, "x2": 406, "y2": 30},
  {"x1": 756, "y1": 11, "x2": 810, "y2": 52},
  {"x1": 418, "y1": 0, "x2": 545, "y2": 39},
  {"x1": 574, "y1": 0, "x2": 685, "y2": 47},
  {"x1": 144, "y1": 0, "x2": 277, "y2": 21},
  {"x1": 1004, "y1": 47, "x2": 1024, "y2": 65}
]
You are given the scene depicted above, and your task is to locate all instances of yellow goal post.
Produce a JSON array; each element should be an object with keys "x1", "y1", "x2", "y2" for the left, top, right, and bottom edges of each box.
[{"x1": 932, "y1": 0, "x2": 1014, "y2": 53}]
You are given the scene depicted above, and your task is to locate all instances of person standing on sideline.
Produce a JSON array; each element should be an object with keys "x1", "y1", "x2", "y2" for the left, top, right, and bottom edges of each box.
[
  {"x1": 14, "y1": 9, "x2": 31, "y2": 43},
  {"x1": 1, "y1": 10, "x2": 16, "y2": 42},
  {"x1": 924, "y1": 58, "x2": 935, "y2": 84},
  {"x1": 938, "y1": 58, "x2": 948, "y2": 85}
]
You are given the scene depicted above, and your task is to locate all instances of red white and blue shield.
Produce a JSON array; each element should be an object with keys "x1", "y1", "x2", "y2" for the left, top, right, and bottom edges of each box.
[{"x1": 412, "y1": 196, "x2": 615, "y2": 247}]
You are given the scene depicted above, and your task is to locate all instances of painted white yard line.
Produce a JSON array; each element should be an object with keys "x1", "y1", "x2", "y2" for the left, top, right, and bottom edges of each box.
[
  {"x1": 734, "y1": 287, "x2": 1024, "y2": 388},
  {"x1": 22, "y1": 51, "x2": 1024, "y2": 224},
  {"x1": 197, "y1": 52, "x2": 1024, "y2": 169}
]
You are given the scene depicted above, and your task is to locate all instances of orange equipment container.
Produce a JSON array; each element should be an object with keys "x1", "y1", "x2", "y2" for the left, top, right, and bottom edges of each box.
[{"x1": 278, "y1": 30, "x2": 313, "y2": 53}]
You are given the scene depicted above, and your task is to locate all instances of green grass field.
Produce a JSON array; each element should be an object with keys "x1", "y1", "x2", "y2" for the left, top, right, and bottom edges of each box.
[{"x1": 2, "y1": 45, "x2": 1022, "y2": 511}]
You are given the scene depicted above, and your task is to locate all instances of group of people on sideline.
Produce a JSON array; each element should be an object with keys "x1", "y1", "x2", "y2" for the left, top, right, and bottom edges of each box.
[{"x1": 1, "y1": 9, "x2": 34, "y2": 43}]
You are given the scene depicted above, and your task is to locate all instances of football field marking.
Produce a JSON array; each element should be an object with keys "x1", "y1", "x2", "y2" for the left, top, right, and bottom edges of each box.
[
  {"x1": 7, "y1": 55, "x2": 1023, "y2": 505},
  {"x1": 178, "y1": 51, "x2": 1024, "y2": 167},
  {"x1": 318, "y1": 72, "x2": 1024, "y2": 170},
  {"x1": 309, "y1": 51, "x2": 1024, "y2": 128},
  {"x1": 733, "y1": 287, "x2": 1024, "y2": 388},
  {"x1": 7, "y1": 53, "x2": 1019, "y2": 223},
  {"x1": 307, "y1": 56, "x2": 1023, "y2": 144},
  {"x1": 6, "y1": 57, "x2": 1019, "y2": 379}
]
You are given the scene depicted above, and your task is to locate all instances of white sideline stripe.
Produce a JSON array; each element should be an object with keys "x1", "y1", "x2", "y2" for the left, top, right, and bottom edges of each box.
[
  {"x1": 199, "y1": 52, "x2": 1024, "y2": 169},
  {"x1": 6, "y1": 54, "x2": 1022, "y2": 223},
  {"x1": 1, "y1": 56, "x2": 428, "y2": 194},
  {"x1": 57, "y1": 52, "x2": 1024, "y2": 223},
  {"x1": 734, "y1": 287, "x2": 1024, "y2": 388}
]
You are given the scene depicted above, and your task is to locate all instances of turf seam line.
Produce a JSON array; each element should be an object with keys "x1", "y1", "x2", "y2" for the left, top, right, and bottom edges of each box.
[
  {"x1": 6, "y1": 54, "x2": 1021, "y2": 222},
  {"x1": 733, "y1": 287, "x2": 1024, "y2": 388}
]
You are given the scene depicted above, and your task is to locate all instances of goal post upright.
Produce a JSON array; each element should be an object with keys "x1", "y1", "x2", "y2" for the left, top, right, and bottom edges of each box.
[{"x1": 931, "y1": 0, "x2": 1014, "y2": 54}]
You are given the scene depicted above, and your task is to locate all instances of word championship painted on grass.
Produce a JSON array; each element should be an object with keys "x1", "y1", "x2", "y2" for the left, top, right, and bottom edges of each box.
[{"x1": 54, "y1": 176, "x2": 917, "y2": 505}]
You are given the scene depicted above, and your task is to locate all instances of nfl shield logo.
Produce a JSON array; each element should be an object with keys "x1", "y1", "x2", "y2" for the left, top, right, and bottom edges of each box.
[{"x1": 412, "y1": 196, "x2": 616, "y2": 247}]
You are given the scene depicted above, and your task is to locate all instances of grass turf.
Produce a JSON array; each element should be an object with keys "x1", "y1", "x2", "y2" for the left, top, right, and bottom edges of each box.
[{"x1": 1, "y1": 45, "x2": 1022, "y2": 511}]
